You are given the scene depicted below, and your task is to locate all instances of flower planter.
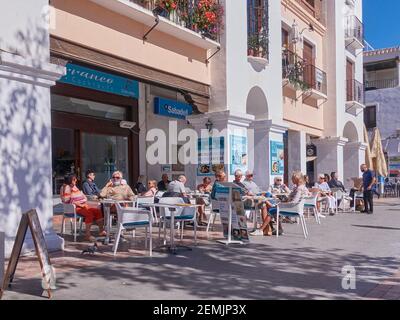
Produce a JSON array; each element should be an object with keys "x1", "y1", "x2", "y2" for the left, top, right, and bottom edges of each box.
[{"x1": 153, "y1": 5, "x2": 170, "y2": 18}]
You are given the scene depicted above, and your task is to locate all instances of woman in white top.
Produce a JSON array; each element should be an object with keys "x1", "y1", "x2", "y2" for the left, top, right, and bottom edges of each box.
[{"x1": 314, "y1": 174, "x2": 336, "y2": 214}]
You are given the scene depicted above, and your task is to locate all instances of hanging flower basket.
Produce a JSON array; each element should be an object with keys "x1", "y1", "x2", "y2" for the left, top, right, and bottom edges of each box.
[{"x1": 192, "y1": 0, "x2": 224, "y2": 40}]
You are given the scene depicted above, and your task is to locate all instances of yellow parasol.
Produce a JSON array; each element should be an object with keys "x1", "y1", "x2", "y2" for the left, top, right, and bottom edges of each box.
[
  {"x1": 370, "y1": 127, "x2": 388, "y2": 177},
  {"x1": 363, "y1": 124, "x2": 374, "y2": 170}
]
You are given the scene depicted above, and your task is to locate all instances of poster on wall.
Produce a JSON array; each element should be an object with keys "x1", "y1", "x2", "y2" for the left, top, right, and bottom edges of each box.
[
  {"x1": 197, "y1": 137, "x2": 225, "y2": 176},
  {"x1": 214, "y1": 184, "x2": 249, "y2": 242},
  {"x1": 229, "y1": 135, "x2": 248, "y2": 175},
  {"x1": 270, "y1": 141, "x2": 284, "y2": 176},
  {"x1": 389, "y1": 156, "x2": 400, "y2": 177}
]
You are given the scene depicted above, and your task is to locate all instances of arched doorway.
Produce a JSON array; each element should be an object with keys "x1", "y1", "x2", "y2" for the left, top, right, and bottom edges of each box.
[{"x1": 246, "y1": 86, "x2": 269, "y2": 120}]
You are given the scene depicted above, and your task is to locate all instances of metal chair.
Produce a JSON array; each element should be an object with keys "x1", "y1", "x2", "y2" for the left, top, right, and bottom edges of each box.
[
  {"x1": 61, "y1": 204, "x2": 84, "y2": 242},
  {"x1": 276, "y1": 200, "x2": 308, "y2": 239},
  {"x1": 136, "y1": 196, "x2": 158, "y2": 223},
  {"x1": 113, "y1": 202, "x2": 153, "y2": 256}
]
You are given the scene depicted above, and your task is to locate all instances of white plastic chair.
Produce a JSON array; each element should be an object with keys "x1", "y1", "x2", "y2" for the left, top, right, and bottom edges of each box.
[
  {"x1": 353, "y1": 191, "x2": 364, "y2": 212},
  {"x1": 158, "y1": 197, "x2": 197, "y2": 245},
  {"x1": 61, "y1": 204, "x2": 84, "y2": 242},
  {"x1": 276, "y1": 200, "x2": 308, "y2": 239},
  {"x1": 136, "y1": 196, "x2": 158, "y2": 223},
  {"x1": 303, "y1": 195, "x2": 321, "y2": 224},
  {"x1": 113, "y1": 202, "x2": 153, "y2": 256},
  {"x1": 206, "y1": 199, "x2": 220, "y2": 234}
]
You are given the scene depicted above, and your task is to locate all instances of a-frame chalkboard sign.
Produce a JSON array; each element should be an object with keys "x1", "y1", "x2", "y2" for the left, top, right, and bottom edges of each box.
[{"x1": 0, "y1": 209, "x2": 53, "y2": 299}]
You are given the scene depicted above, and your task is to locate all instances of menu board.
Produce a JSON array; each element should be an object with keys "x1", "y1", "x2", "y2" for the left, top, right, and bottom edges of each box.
[
  {"x1": 0, "y1": 210, "x2": 53, "y2": 299},
  {"x1": 214, "y1": 184, "x2": 249, "y2": 242}
]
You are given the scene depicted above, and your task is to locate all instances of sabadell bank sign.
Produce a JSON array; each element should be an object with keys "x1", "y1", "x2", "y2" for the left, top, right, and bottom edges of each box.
[{"x1": 154, "y1": 97, "x2": 193, "y2": 120}]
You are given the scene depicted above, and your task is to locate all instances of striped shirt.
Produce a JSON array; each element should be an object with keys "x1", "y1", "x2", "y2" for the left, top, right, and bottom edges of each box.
[{"x1": 60, "y1": 184, "x2": 87, "y2": 205}]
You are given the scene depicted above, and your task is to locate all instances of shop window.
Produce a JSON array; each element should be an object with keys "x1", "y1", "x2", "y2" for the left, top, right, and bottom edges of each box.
[
  {"x1": 51, "y1": 94, "x2": 127, "y2": 121},
  {"x1": 247, "y1": 0, "x2": 269, "y2": 59},
  {"x1": 364, "y1": 105, "x2": 377, "y2": 129}
]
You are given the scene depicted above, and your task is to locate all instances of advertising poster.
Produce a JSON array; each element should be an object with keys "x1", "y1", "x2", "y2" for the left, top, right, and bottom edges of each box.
[
  {"x1": 229, "y1": 135, "x2": 248, "y2": 175},
  {"x1": 270, "y1": 141, "x2": 284, "y2": 176},
  {"x1": 389, "y1": 156, "x2": 400, "y2": 177},
  {"x1": 197, "y1": 137, "x2": 225, "y2": 176},
  {"x1": 214, "y1": 185, "x2": 249, "y2": 242}
]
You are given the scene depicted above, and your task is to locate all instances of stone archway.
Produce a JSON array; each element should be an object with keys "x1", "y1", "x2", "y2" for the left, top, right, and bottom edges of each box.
[{"x1": 343, "y1": 121, "x2": 361, "y2": 185}]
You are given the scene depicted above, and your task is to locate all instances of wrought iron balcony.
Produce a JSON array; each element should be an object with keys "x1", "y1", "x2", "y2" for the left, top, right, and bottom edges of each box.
[
  {"x1": 247, "y1": 0, "x2": 269, "y2": 60},
  {"x1": 129, "y1": 0, "x2": 222, "y2": 42},
  {"x1": 282, "y1": 49, "x2": 327, "y2": 98},
  {"x1": 346, "y1": 79, "x2": 364, "y2": 104},
  {"x1": 345, "y1": 15, "x2": 364, "y2": 50},
  {"x1": 365, "y1": 78, "x2": 399, "y2": 91}
]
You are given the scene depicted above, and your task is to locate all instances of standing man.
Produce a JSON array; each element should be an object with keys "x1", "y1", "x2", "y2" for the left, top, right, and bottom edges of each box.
[{"x1": 361, "y1": 164, "x2": 376, "y2": 214}]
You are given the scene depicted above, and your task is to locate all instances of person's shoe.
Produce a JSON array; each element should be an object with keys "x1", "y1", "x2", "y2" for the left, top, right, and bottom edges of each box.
[
  {"x1": 368, "y1": 211, "x2": 374, "y2": 214},
  {"x1": 361, "y1": 210, "x2": 368, "y2": 213},
  {"x1": 318, "y1": 214, "x2": 326, "y2": 218},
  {"x1": 250, "y1": 229, "x2": 264, "y2": 236},
  {"x1": 272, "y1": 229, "x2": 283, "y2": 236}
]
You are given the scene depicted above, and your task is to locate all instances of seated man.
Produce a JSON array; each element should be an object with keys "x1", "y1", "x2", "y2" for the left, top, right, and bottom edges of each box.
[
  {"x1": 269, "y1": 176, "x2": 290, "y2": 195},
  {"x1": 241, "y1": 170, "x2": 275, "y2": 237},
  {"x1": 328, "y1": 172, "x2": 346, "y2": 192},
  {"x1": 163, "y1": 175, "x2": 190, "y2": 204},
  {"x1": 157, "y1": 174, "x2": 171, "y2": 192},
  {"x1": 100, "y1": 171, "x2": 135, "y2": 201},
  {"x1": 82, "y1": 169, "x2": 100, "y2": 199}
]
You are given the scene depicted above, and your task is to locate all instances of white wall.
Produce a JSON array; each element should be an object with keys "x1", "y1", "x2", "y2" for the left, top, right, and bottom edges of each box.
[{"x1": 0, "y1": 0, "x2": 64, "y2": 257}]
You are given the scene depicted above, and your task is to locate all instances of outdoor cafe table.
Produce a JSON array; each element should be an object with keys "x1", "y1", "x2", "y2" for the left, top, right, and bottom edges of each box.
[
  {"x1": 145, "y1": 202, "x2": 201, "y2": 254},
  {"x1": 99, "y1": 199, "x2": 135, "y2": 245}
]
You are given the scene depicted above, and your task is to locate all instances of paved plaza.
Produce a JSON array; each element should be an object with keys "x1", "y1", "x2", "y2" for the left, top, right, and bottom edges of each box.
[{"x1": 2, "y1": 198, "x2": 400, "y2": 300}]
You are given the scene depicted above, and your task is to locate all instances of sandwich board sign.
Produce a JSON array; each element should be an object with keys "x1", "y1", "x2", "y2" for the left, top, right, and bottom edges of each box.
[
  {"x1": 0, "y1": 209, "x2": 55, "y2": 299},
  {"x1": 214, "y1": 182, "x2": 249, "y2": 244}
]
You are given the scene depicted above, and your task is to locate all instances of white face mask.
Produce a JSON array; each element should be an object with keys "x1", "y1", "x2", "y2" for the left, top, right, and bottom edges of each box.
[{"x1": 113, "y1": 178, "x2": 121, "y2": 186}]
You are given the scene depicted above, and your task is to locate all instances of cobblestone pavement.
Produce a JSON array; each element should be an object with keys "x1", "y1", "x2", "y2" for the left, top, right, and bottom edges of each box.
[{"x1": 2, "y1": 198, "x2": 400, "y2": 300}]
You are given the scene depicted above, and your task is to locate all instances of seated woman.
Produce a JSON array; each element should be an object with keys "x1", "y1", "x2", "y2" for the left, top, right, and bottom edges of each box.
[
  {"x1": 314, "y1": 174, "x2": 336, "y2": 215},
  {"x1": 61, "y1": 174, "x2": 105, "y2": 242},
  {"x1": 196, "y1": 177, "x2": 213, "y2": 225},
  {"x1": 141, "y1": 180, "x2": 158, "y2": 197},
  {"x1": 259, "y1": 171, "x2": 310, "y2": 236}
]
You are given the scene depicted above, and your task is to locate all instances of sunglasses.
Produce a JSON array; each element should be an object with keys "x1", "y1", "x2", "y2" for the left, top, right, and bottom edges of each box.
[{"x1": 112, "y1": 176, "x2": 121, "y2": 180}]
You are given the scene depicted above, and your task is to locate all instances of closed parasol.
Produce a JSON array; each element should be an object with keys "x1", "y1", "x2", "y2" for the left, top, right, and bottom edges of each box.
[
  {"x1": 370, "y1": 128, "x2": 388, "y2": 177},
  {"x1": 363, "y1": 124, "x2": 374, "y2": 170}
]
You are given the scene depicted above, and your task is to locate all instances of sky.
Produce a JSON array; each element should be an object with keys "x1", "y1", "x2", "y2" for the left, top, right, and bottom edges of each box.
[{"x1": 363, "y1": 0, "x2": 400, "y2": 49}]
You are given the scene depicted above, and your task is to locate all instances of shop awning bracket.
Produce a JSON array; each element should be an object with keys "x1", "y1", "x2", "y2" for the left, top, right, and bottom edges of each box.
[
  {"x1": 206, "y1": 46, "x2": 221, "y2": 64},
  {"x1": 143, "y1": 17, "x2": 160, "y2": 42}
]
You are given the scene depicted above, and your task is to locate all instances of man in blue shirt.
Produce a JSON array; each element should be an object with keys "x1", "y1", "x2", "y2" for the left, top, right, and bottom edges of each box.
[
  {"x1": 82, "y1": 169, "x2": 101, "y2": 198},
  {"x1": 361, "y1": 164, "x2": 376, "y2": 214}
]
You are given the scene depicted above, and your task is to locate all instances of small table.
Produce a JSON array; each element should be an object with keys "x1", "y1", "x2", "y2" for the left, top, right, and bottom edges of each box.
[
  {"x1": 145, "y1": 203, "x2": 201, "y2": 254},
  {"x1": 242, "y1": 196, "x2": 272, "y2": 232},
  {"x1": 100, "y1": 199, "x2": 135, "y2": 245}
]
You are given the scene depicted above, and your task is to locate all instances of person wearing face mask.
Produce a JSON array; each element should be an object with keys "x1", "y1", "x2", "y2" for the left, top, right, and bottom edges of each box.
[{"x1": 100, "y1": 171, "x2": 135, "y2": 201}]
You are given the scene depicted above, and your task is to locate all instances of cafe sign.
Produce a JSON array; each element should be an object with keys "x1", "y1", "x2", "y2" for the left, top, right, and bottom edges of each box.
[{"x1": 58, "y1": 63, "x2": 139, "y2": 99}]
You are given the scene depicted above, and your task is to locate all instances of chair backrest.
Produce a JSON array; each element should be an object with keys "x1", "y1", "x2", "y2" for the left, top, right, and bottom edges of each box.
[
  {"x1": 63, "y1": 203, "x2": 76, "y2": 215},
  {"x1": 155, "y1": 191, "x2": 165, "y2": 199},
  {"x1": 159, "y1": 197, "x2": 188, "y2": 217},
  {"x1": 303, "y1": 194, "x2": 318, "y2": 206},
  {"x1": 279, "y1": 200, "x2": 305, "y2": 216},
  {"x1": 331, "y1": 188, "x2": 344, "y2": 200},
  {"x1": 136, "y1": 196, "x2": 155, "y2": 207},
  {"x1": 115, "y1": 202, "x2": 150, "y2": 225}
]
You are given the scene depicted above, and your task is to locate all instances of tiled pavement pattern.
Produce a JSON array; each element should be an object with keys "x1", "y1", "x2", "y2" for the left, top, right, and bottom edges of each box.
[{"x1": 2, "y1": 198, "x2": 400, "y2": 300}]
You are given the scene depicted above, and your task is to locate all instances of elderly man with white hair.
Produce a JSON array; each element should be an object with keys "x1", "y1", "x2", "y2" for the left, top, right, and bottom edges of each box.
[
  {"x1": 242, "y1": 170, "x2": 261, "y2": 195},
  {"x1": 163, "y1": 175, "x2": 190, "y2": 203}
]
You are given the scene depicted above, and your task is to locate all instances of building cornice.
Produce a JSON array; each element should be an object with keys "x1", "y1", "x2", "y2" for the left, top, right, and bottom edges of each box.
[
  {"x1": 313, "y1": 136, "x2": 349, "y2": 147},
  {"x1": 0, "y1": 51, "x2": 65, "y2": 87}
]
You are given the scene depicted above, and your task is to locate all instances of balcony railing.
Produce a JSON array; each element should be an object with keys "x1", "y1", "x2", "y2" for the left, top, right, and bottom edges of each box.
[
  {"x1": 282, "y1": 49, "x2": 327, "y2": 95},
  {"x1": 345, "y1": 15, "x2": 364, "y2": 46},
  {"x1": 365, "y1": 78, "x2": 399, "y2": 90},
  {"x1": 129, "y1": 0, "x2": 222, "y2": 42},
  {"x1": 247, "y1": 1, "x2": 269, "y2": 60},
  {"x1": 346, "y1": 79, "x2": 364, "y2": 104}
]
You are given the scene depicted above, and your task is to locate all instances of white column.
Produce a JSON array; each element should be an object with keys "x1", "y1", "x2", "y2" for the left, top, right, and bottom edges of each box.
[
  {"x1": 313, "y1": 137, "x2": 348, "y2": 182},
  {"x1": 249, "y1": 120, "x2": 288, "y2": 189},
  {"x1": 288, "y1": 130, "x2": 307, "y2": 175},
  {"x1": 0, "y1": 53, "x2": 65, "y2": 258},
  {"x1": 343, "y1": 141, "x2": 367, "y2": 188},
  {"x1": 0, "y1": 232, "x2": 4, "y2": 285}
]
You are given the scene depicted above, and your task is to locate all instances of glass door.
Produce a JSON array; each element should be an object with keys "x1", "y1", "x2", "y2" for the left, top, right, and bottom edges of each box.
[{"x1": 81, "y1": 133, "x2": 130, "y2": 188}]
